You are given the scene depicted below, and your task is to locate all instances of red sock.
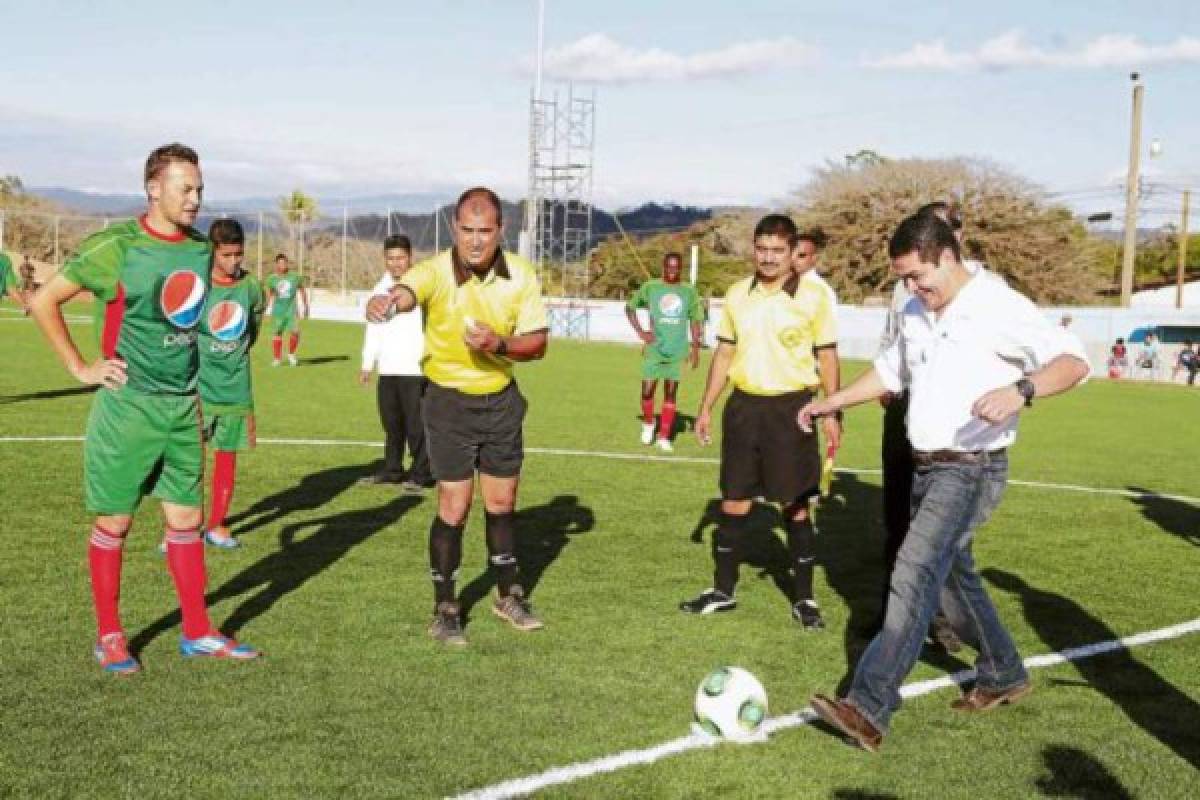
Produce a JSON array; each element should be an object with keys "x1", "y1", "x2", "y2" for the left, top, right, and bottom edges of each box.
[
  {"x1": 288, "y1": 332, "x2": 299, "y2": 354},
  {"x1": 88, "y1": 525, "x2": 126, "y2": 638},
  {"x1": 659, "y1": 401, "x2": 677, "y2": 440},
  {"x1": 165, "y1": 528, "x2": 212, "y2": 639},
  {"x1": 641, "y1": 397, "x2": 655, "y2": 425},
  {"x1": 271, "y1": 336, "x2": 282, "y2": 360},
  {"x1": 207, "y1": 451, "x2": 237, "y2": 529}
]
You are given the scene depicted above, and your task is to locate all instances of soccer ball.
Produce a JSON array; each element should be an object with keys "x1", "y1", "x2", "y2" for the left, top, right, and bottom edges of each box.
[{"x1": 693, "y1": 666, "x2": 768, "y2": 742}]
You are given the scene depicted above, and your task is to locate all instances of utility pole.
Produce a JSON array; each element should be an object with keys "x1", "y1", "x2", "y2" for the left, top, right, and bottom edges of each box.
[
  {"x1": 1119, "y1": 73, "x2": 1144, "y2": 307},
  {"x1": 1177, "y1": 190, "x2": 1191, "y2": 309},
  {"x1": 341, "y1": 204, "x2": 348, "y2": 297},
  {"x1": 521, "y1": 0, "x2": 546, "y2": 260}
]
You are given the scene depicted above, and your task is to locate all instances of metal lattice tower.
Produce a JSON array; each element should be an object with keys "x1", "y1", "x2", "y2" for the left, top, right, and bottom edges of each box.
[{"x1": 527, "y1": 84, "x2": 595, "y2": 339}]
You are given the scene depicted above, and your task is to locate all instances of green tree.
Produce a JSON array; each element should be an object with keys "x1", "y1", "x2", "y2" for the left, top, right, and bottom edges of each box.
[{"x1": 278, "y1": 189, "x2": 320, "y2": 270}]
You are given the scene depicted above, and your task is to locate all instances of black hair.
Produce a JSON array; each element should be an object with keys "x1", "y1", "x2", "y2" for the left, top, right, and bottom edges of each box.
[
  {"x1": 384, "y1": 234, "x2": 412, "y2": 254},
  {"x1": 791, "y1": 229, "x2": 827, "y2": 250},
  {"x1": 208, "y1": 218, "x2": 244, "y2": 246},
  {"x1": 888, "y1": 214, "x2": 962, "y2": 264},
  {"x1": 915, "y1": 201, "x2": 963, "y2": 231},
  {"x1": 455, "y1": 187, "x2": 503, "y2": 223},
  {"x1": 753, "y1": 214, "x2": 798, "y2": 241},
  {"x1": 275, "y1": 253, "x2": 288, "y2": 262}
]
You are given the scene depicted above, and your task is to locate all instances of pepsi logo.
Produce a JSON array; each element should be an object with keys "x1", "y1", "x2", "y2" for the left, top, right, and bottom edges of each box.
[
  {"x1": 208, "y1": 301, "x2": 247, "y2": 342},
  {"x1": 276, "y1": 279, "x2": 294, "y2": 298},
  {"x1": 160, "y1": 270, "x2": 206, "y2": 329},
  {"x1": 658, "y1": 293, "x2": 684, "y2": 317}
]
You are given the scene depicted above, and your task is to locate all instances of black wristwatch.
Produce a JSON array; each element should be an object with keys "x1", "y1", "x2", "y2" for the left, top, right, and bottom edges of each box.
[{"x1": 1015, "y1": 378, "x2": 1035, "y2": 407}]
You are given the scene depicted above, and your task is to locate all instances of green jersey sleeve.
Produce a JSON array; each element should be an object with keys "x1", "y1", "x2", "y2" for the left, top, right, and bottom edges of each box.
[{"x1": 60, "y1": 229, "x2": 125, "y2": 302}]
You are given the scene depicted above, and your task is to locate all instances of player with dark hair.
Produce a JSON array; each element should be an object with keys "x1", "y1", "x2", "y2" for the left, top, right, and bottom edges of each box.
[
  {"x1": 365, "y1": 186, "x2": 549, "y2": 646},
  {"x1": 0, "y1": 250, "x2": 30, "y2": 312},
  {"x1": 625, "y1": 252, "x2": 703, "y2": 451},
  {"x1": 29, "y1": 143, "x2": 260, "y2": 673},
  {"x1": 265, "y1": 253, "x2": 308, "y2": 366},
  {"x1": 198, "y1": 218, "x2": 264, "y2": 548},
  {"x1": 680, "y1": 213, "x2": 842, "y2": 630}
]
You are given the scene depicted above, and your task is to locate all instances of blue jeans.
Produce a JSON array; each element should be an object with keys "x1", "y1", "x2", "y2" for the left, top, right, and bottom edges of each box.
[{"x1": 846, "y1": 451, "x2": 1027, "y2": 733}]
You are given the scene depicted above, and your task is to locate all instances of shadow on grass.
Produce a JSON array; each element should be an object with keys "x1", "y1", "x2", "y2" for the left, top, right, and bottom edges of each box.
[
  {"x1": 458, "y1": 494, "x2": 595, "y2": 625},
  {"x1": 1035, "y1": 745, "x2": 1132, "y2": 799},
  {"x1": 831, "y1": 791, "x2": 899, "y2": 800},
  {"x1": 689, "y1": 498, "x2": 792, "y2": 603},
  {"x1": 1127, "y1": 487, "x2": 1199, "y2": 547},
  {"x1": 296, "y1": 355, "x2": 349, "y2": 366},
  {"x1": 986, "y1": 569, "x2": 1200, "y2": 771},
  {"x1": 0, "y1": 385, "x2": 97, "y2": 404},
  {"x1": 130, "y1": 493, "x2": 422, "y2": 654},
  {"x1": 225, "y1": 461, "x2": 378, "y2": 537}
]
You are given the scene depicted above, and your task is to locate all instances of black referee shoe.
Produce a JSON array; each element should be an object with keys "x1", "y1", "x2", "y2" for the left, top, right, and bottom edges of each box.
[
  {"x1": 792, "y1": 600, "x2": 825, "y2": 631},
  {"x1": 679, "y1": 588, "x2": 736, "y2": 615}
]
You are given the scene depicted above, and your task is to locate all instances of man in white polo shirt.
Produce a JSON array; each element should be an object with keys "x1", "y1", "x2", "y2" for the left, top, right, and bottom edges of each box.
[
  {"x1": 798, "y1": 213, "x2": 1089, "y2": 752},
  {"x1": 359, "y1": 234, "x2": 433, "y2": 492}
]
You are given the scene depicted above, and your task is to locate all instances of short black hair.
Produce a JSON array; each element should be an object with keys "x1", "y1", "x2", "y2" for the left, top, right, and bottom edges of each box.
[
  {"x1": 384, "y1": 234, "x2": 411, "y2": 254},
  {"x1": 455, "y1": 186, "x2": 503, "y2": 224},
  {"x1": 208, "y1": 218, "x2": 244, "y2": 246},
  {"x1": 888, "y1": 214, "x2": 961, "y2": 264},
  {"x1": 275, "y1": 253, "x2": 288, "y2": 262},
  {"x1": 915, "y1": 201, "x2": 963, "y2": 231},
  {"x1": 753, "y1": 214, "x2": 798, "y2": 241},
  {"x1": 791, "y1": 229, "x2": 827, "y2": 250}
]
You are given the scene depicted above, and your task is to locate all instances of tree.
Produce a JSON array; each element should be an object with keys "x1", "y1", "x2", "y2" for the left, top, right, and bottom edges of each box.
[
  {"x1": 783, "y1": 157, "x2": 1105, "y2": 304},
  {"x1": 278, "y1": 189, "x2": 320, "y2": 269}
]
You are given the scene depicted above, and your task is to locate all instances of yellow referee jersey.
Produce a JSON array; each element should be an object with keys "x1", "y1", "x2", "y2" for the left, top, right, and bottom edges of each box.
[
  {"x1": 717, "y1": 273, "x2": 836, "y2": 395},
  {"x1": 399, "y1": 248, "x2": 548, "y2": 395}
]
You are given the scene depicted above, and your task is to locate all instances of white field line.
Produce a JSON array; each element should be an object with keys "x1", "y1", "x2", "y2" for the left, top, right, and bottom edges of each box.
[
  {"x1": 451, "y1": 617, "x2": 1200, "y2": 800},
  {"x1": 1, "y1": 435, "x2": 1197, "y2": 507}
]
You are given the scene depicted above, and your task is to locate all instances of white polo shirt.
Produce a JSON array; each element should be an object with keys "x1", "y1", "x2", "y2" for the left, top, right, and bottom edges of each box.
[
  {"x1": 874, "y1": 272, "x2": 1088, "y2": 453},
  {"x1": 362, "y1": 272, "x2": 424, "y2": 377},
  {"x1": 800, "y1": 269, "x2": 838, "y2": 315}
]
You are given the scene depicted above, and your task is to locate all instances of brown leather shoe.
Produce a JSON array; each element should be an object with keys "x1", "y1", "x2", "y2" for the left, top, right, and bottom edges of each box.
[
  {"x1": 810, "y1": 694, "x2": 883, "y2": 753},
  {"x1": 951, "y1": 681, "x2": 1033, "y2": 712}
]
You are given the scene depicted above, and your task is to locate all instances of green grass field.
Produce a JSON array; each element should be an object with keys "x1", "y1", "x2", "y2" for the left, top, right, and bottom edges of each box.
[{"x1": 2, "y1": 306, "x2": 1198, "y2": 799}]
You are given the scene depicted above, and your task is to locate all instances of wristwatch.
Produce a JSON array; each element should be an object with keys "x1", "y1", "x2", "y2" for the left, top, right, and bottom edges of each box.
[
  {"x1": 1015, "y1": 378, "x2": 1035, "y2": 407},
  {"x1": 495, "y1": 338, "x2": 509, "y2": 357}
]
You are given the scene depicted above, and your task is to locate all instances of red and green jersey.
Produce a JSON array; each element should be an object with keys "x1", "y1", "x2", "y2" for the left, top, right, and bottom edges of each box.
[
  {"x1": 0, "y1": 253, "x2": 16, "y2": 298},
  {"x1": 627, "y1": 279, "x2": 703, "y2": 360},
  {"x1": 266, "y1": 272, "x2": 304, "y2": 316},
  {"x1": 199, "y1": 271, "x2": 264, "y2": 413},
  {"x1": 62, "y1": 217, "x2": 210, "y2": 395}
]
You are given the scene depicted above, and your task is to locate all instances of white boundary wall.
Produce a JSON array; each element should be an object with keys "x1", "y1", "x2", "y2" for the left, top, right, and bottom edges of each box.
[{"x1": 312, "y1": 289, "x2": 1200, "y2": 379}]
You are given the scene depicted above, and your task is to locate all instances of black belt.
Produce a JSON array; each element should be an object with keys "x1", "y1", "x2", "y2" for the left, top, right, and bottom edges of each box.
[{"x1": 912, "y1": 448, "x2": 1006, "y2": 467}]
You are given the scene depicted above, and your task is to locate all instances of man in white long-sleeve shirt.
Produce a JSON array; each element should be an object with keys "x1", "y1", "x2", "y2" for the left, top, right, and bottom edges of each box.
[
  {"x1": 359, "y1": 235, "x2": 433, "y2": 491},
  {"x1": 798, "y1": 213, "x2": 1089, "y2": 751}
]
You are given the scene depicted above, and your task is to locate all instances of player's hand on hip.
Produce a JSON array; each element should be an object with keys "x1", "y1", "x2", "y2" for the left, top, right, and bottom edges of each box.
[
  {"x1": 971, "y1": 386, "x2": 1023, "y2": 424},
  {"x1": 464, "y1": 320, "x2": 500, "y2": 352},
  {"x1": 820, "y1": 415, "x2": 842, "y2": 451},
  {"x1": 695, "y1": 410, "x2": 713, "y2": 446},
  {"x1": 76, "y1": 357, "x2": 127, "y2": 390}
]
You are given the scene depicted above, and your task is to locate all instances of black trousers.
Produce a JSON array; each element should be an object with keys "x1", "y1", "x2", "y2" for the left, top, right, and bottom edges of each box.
[
  {"x1": 377, "y1": 375, "x2": 432, "y2": 482},
  {"x1": 880, "y1": 390, "x2": 914, "y2": 612}
]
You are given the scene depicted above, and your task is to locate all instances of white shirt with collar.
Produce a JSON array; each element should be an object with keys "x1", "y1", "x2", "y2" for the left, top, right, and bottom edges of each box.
[
  {"x1": 874, "y1": 271, "x2": 1088, "y2": 453},
  {"x1": 362, "y1": 272, "x2": 424, "y2": 376},
  {"x1": 800, "y1": 268, "x2": 838, "y2": 313}
]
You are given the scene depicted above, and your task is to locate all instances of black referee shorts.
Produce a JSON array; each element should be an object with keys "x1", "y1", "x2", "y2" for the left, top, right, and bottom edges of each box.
[
  {"x1": 422, "y1": 380, "x2": 527, "y2": 482},
  {"x1": 720, "y1": 388, "x2": 820, "y2": 504}
]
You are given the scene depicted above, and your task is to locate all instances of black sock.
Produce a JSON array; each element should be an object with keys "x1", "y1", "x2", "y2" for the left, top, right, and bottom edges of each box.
[
  {"x1": 484, "y1": 510, "x2": 519, "y2": 596},
  {"x1": 429, "y1": 516, "x2": 464, "y2": 605},
  {"x1": 786, "y1": 515, "x2": 817, "y2": 603},
  {"x1": 713, "y1": 512, "x2": 746, "y2": 597}
]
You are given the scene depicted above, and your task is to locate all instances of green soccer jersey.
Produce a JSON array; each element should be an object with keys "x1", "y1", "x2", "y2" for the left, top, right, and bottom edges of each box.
[
  {"x1": 62, "y1": 217, "x2": 210, "y2": 395},
  {"x1": 0, "y1": 253, "x2": 15, "y2": 298},
  {"x1": 627, "y1": 279, "x2": 702, "y2": 360},
  {"x1": 199, "y1": 271, "x2": 264, "y2": 413},
  {"x1": 266, "y1": 272, "x2": 304, "y2": 316}
]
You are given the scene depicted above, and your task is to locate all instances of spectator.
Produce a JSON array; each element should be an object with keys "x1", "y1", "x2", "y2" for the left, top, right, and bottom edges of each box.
[
  {"x1": 1136, "y1": 333, "x2": 1160, "y2": 380},
  {"x1": 1172, "y1": 341, "x2": 1197, "y2": 386},
  {"x1": 1108, "y1": 338, "x2": 1128, "y2": 379}
]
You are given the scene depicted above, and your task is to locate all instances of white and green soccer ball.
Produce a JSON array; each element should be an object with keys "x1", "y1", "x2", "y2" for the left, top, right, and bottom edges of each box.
[{"x1": 693, "y1": 666, "x2": 768, "y2": 742}]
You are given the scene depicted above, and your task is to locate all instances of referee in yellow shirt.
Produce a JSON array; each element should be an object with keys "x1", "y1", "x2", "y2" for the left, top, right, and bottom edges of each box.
[
  {"x1": 365, "y1": 187, "x2": 549, "y2": 645},
  {"x1": 682, "y1": 214, "x2": 842, "y2": 630}
]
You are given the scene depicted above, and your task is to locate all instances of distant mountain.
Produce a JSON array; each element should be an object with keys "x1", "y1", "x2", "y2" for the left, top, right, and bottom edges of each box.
[{"x1": 29, "y1": 188, "x2": 144, "y2": 215}]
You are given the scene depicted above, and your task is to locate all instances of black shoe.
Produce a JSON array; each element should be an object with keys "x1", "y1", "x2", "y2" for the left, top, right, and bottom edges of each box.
[
  {"x1": 358, "y1": 473, "x2": 405, "y2": 486},
  {"x1": 429, "y1": 601, "x2": 467, "y2": 646},
  {"x1": 792, "y1": 600, "x2": 825, "y2": 631},
  {"x1": 679, "y1": 588, "x2": 736, "y2": 615}
]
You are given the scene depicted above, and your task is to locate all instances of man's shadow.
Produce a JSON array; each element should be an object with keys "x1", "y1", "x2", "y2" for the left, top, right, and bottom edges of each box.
[
  {"x1": 225, "y1": 461, "x2": 379, "y2": 537},
  {"x1": 986, "y1": 568, "x2": 1200, "y2": 770},
  {"x1": 1127, "y1": 486, "x2": 1199, "y2": 547},
  {"x1": 0, "y1": 385, "x2": 97, "y2": 404},
  {"x1": 689, "y1": 499, "x2": 792, "y2": 601},
  {"x1": 130, "y1": 493, "x2": 422, "y2": 654},
  {"x1": 1035, "y1": 745, "x2": 1133, "y2": 800},
  {"x1": 458, "y1": 495, "x2": 595, "y2": 623},
  {"x1": 296, "y1": 355, "x2": 349, "y2": 366}
]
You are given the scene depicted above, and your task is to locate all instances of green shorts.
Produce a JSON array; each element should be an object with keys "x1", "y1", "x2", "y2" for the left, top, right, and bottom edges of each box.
[
  {"x1": 83, "y1": 387, "x2": 204, "y2": 514},
  {"x1": 270, "y1": 311, "x2": 300, "y2": 335},
  {"x1": 204, "y1": 411, "x2": 255, "y2": 452},
  {"x1": 641, "y1": 350, "x2": 686, "y2": 381}
]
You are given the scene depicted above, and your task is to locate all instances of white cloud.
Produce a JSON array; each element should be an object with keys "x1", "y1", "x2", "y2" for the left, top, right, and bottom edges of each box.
[
  {"x1": 531, "y1": 33, "x2": 817, "y2": 84},
  {"x1": 865, "y1": 31, "x2": 1200, "y2": 70}
]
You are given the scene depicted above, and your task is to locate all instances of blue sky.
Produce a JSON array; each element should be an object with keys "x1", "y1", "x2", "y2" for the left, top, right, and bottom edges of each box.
[{"x1": 1, "y1": 0, "x2": 1196, "y2": 222}]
